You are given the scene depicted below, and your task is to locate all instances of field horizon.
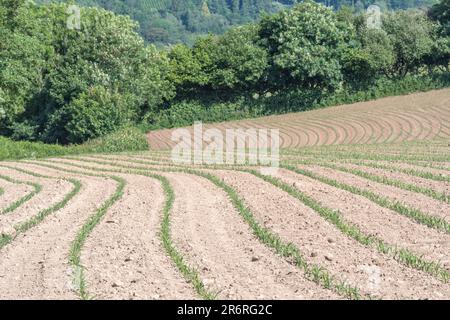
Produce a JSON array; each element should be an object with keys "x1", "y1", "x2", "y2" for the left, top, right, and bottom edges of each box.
[{"x1": 0, "y1": 89, "x2": 449, "y2": 300}]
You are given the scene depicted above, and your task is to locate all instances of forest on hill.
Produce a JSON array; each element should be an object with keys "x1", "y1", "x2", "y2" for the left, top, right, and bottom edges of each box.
[
  {"x1": 38, "y1": 0, "x2": 438, "y2": 45},
  {"x1": 1, "y1": 0, "x2": 449, "y2": 146}
]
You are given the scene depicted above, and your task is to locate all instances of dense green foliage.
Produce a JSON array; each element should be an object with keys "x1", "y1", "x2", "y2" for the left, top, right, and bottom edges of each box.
[
  {"x1": 1, "y1": 0, "x2": 449, "y2": 146},
  {"x1": 156, "y1": 1, "x2": 449, "y2": 129},
  {"x1": 429, "y1": 0, "x2": 450, "y2": 35},
  {"x1": 260, "y1": 3, "x2": 353, "y2": 94},
  {"x1": 38, "y1": 0, "x2": 438, "y2": 45},
  {"x1": 1, "y1": 1, "x2": 173, "y2": 144},
  {"x1": 427, "y1": 0, "x2": 450, "y2": 70}
]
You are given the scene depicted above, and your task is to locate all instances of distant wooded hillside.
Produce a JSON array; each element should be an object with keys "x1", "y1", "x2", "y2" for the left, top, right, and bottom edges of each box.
[{"x1": 38, "y1": 0, "x2": 437, "y2": 45}]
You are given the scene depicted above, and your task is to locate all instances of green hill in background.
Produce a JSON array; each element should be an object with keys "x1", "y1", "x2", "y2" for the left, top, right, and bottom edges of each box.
[{"x1": 38, "y1": 0, "x2": 437, "y2": 45}]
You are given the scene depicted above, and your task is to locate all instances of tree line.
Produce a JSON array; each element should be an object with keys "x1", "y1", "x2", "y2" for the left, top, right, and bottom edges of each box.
[
  {"x1": 38, "y1": 0, "x2": 439, "y2": 45},
  {"x1": 0, "y1": 0, "x2": 449, "y2": 145}
]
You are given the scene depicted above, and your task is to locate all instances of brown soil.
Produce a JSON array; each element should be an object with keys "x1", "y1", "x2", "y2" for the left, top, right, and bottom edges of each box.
[
  {"x1": 1, "y1": 89, "x2": 449, "y2": 300},
  {"x1": 80, "y1": 173, "x2": 197, "y2": 300},
  {"x1": 58, "y1": 156, "x2": 450, "y2": 299},
  {"x1": 0, "y1": 177, "x2": 32, "y2": 214},
  {"x1": 28, "y1": 158, "x2": 339, "y2": 299},
  {"x1": 375, "y1": 161, "x2": 450, "y2": 180},
  {"x1": 301, "y1": 165, "x2": 450, "y2": 223},
  {"x1": 147, "y1": 89, "x2": 450, "y2": 150},
  {"x1": 0, "y1": 166, "x2": 73, "y2": 234},
  {"x1": 335, "y1": 163, "x2": 450, "y2": 197},
  {"x1": 275, "y1": 168, "x2": 450, "y2": 271},
  {"x1": 210, "y1": 169, "x2": 450, "y2": 299},
  {"x1": 0, "y1": 162, "x2": 117, "y2": 300},
  {"x1": 164, "y1": 172, "x2": 339, "y2": 299}
]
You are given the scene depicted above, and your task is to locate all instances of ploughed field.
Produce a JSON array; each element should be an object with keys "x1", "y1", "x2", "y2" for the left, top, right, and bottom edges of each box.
[
  {"x1": 148, "y1": 89, "x2": 450, "y2": 150},
  {"x1": 0, "y1": 90, "x2": 449, "y2": 300}
]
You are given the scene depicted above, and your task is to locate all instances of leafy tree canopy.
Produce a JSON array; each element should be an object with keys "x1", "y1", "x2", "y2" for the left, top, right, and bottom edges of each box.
[{"x1": 36, "y1": 0, "x2": 439, "y2": 45}]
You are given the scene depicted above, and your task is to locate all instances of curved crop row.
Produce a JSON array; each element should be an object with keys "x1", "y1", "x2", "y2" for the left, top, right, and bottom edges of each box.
[
  {"x1": 37, "y1": 158, "x2": 364, "y2": 299},
  {"x1": 283, "y1": 165, "x2": 450, "y2": 234},
  {"x1": 147, "y1": 90, "x2": 450, "y2": 150},
  {"x1": 0, "y1": 165, "x2": 81, "y2": 251},
  {"x1": 0, "y1": 171, "x2": 43, "y2": 215},
  {"x1": 52, "y1": 156, "x2": 450, "y2": 293},
  {"x1": 283, "y1": 160, "x2": 450, "y2": 205},
  {"x1": 89, "y1": 155, "x2": 450, "y2": 281},
  {"x1": 25, "y1": 161, "x2": 215, "y2": 300}
]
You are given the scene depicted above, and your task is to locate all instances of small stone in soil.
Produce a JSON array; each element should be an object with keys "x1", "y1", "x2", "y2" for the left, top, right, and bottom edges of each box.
[{"x1": 324, "y1": 254, "x2": 334, "y2": 262}]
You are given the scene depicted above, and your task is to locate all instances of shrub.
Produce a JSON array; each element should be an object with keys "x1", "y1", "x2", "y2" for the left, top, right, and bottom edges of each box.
[
  {"x1": 78, "y1": 127, "x2": 149, "y2": 153},
  {"x1": 143, "y1": 99, "x2": 253, "y2": 130},
  {"x1": 0, "y1": 136, "x2": 69, "y2": 160},
  {"x1": 8, "y1": 121, "x2": 38, "y2": 141},
  {"x1": 321, "y1": 73, "x2": 450, "y2": 106},
  {"x1": 382, "y1": 10, "x2": 436, "y2": 77},
  {"x1": 259, "y1": 2, "x2": 354, "y2": 94},
  {"x1": 139, "y1": 71, "x2": 450, "y2": 132},
  {"x1": 0, "y1": 2, "x2": 173, "y2": 144},
  {"x1": 43, "y1": 87, "x2": 128, "y2": 145},
  {"x1": 0, "y1": 127, "x2": 149, "y2": 161}
]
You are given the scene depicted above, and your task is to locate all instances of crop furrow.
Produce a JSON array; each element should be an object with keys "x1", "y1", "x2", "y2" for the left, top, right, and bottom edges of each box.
[
  {"x1": 0, "y1": 170, "x2": 43, "y2": 215},
  {"x1": 25, "y1": 160, "x2": 214, "y2": 300},
  {"x1": 42, "y1": 157, "x2": 363, "y2": 300},
  {"x1": 89, "y1": 155, "x2": 450, "y2": 284},
  {"x1": 285, "y1": 161, "x2": 450, "y2": 205},
  {"x1": 0, "y1": 164, "x2": 81, "y2": 250},
  {"x1": 283, "y1": 165, "x2": 450, "y2": 234}
]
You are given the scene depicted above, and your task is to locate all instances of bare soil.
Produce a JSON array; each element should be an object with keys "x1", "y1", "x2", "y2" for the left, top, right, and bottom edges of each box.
[
  {"x1": 1, "y1": 90, "x2": 449, "y2": 300},
  {"x1": 147, "y1": 89, "x2": 450, "y2": 150},
  {"x1": 0, "y1": 162, "x2": 117, "y2": 300},
  {"x1": 80, "y1": 173, "x2": 197, "y2": 300},
  {"x1": 211, "y1": 169, "x2": 450, "y2": 299},
  {"x1": 301, "y1": 165, "x2": 450, "y2": 223}
]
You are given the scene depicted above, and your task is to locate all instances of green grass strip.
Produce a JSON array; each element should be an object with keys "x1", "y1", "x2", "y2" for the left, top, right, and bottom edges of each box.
[
  {"x1": 283, "y1": 165, "x2": 450, "y2": 235},
  {"x1": 0, "y1": 171, "x2": 43, "y2": 215},
  {"x1": 43, "y1": 158, "x2": 365, "y2": 300},
  {"x1": 26, "y1": 160, "x2": 216, "y2": 300},
  {"x1": 249, "y1": 169, "x2": 450, "y2": 283}
]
